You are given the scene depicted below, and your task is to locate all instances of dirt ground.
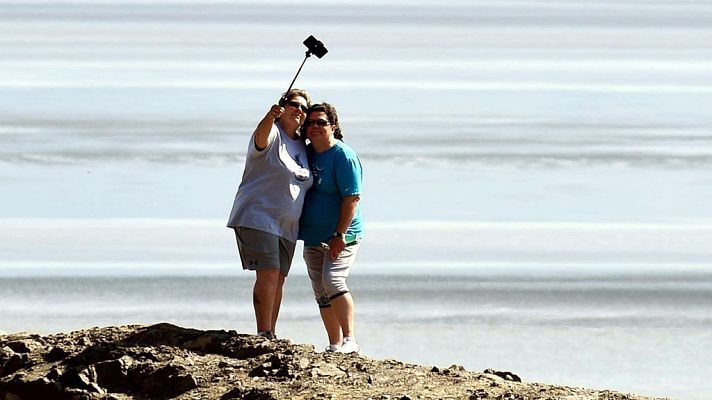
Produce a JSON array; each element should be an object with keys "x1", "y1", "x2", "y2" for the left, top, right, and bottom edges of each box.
[{"x1": 1, "y1": 323, "x2": 671, "y2": 400}]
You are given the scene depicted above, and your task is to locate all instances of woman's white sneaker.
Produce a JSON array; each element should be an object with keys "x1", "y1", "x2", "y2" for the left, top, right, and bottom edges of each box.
[{"x1": 337, "y1": 337, "x2": 360, "y2": 354}]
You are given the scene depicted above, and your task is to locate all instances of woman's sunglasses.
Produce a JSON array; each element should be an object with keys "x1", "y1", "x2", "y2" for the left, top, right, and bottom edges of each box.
[
  {"x1": 306, "y1": 119, "x2": 331, "y2": 127},
  {"x1": 286, "y1": 101, "x2": 308, "y2": 113}
]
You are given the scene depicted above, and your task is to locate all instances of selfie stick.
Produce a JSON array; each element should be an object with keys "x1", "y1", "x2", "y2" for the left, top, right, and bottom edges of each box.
[
  {"x1": 279, "y1": 35, "x2": 328, "y2": 106},
  {"x1": 283, "y1": 54, "x2": 311, "y2": 97}
]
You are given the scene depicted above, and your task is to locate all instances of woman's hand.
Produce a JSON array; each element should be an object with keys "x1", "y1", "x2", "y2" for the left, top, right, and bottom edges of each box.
[
  {"x1": 268, "y1": 104, "x2": 285, "y2": 120},
  {"x1": 328, "y1": 236, "x2": 346, "y2": 259}
]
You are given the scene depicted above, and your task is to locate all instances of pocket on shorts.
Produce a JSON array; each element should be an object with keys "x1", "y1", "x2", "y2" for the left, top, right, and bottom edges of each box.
[{"x1": 236, "y1": 227, "x2": 278, "y2": 262}]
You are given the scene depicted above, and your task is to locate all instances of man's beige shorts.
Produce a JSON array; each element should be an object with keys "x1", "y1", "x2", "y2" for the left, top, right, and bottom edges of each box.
[{"x1": 303, "y1": 242, "x2": 361, "y2": 307}]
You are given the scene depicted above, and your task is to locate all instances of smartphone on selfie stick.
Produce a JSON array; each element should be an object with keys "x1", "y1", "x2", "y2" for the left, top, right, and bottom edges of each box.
[{"x1": 278, "y1": 35, "x2": 328, "y2": 107}]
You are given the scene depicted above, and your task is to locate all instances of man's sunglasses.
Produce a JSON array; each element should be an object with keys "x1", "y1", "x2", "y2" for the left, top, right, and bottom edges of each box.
[
  {"x1": 306, "y1": 119, "x2": 331, "y2": 127},
  {"x1": 286, "y1": 101, "x2": 308, "y2": 113}
]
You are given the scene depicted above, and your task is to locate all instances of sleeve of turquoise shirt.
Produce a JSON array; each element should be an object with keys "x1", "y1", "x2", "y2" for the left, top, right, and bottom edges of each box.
[{"x1": 335, "y1": 149, "x2": 362, "y2": 197}]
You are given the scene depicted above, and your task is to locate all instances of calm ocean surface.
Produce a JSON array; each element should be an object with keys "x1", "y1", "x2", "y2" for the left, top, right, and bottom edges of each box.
[
  {"x1": 1, "y1": 268, "x2": 711, "y2": 400},
  {"x1": 2, "y1": 1, "x2": 712, "y2": 399}
]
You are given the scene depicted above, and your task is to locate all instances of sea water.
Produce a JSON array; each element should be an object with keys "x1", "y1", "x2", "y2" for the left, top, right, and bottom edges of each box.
[
  {"x1": 1, "y1": 267, "x2": 711, "y2": 400},
  {"x1": 2, "y1": 1, "x2": 712, "y2": 399}
]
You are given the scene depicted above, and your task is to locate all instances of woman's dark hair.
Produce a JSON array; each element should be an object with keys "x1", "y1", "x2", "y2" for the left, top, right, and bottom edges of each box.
[
  {"x1": 283, "y1": 88, "x2": 311, "y2": 107},
  {"x1": 302, "y1": 102, "x2": 343, "y2": 141}
]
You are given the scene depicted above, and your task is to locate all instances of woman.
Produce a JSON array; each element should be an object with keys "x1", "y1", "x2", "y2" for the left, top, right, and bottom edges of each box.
[
  {"x1": 227, "y1": 89, "x2": 313, "y2": 340},
  {"x1": 299, "y1": 103, "x2": 364, "y2": 353}
]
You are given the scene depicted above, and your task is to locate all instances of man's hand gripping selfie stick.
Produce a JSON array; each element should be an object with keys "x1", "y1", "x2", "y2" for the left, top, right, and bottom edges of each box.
[{"x1": 279, "y1": 35, "x2": 328, "y2": 107}]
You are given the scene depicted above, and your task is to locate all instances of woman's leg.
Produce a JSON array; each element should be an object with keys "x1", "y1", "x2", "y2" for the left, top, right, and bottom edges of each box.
[
  {"x1": 236, "y1": 227, "x2": 286, "y2": 337},
  {"x1": 270, "y1": 272, "x2": 286, "y2": 334},
  {"x1": 253, "y1": 268, "x2": 280, "y2": 334},
  {"x1": 305, "y1": 246, "x2": 342, "y2": 346},
  {"x1": 323, "y1": 243, "x2": 360, "y2": 352},
  {"x1": 319, "y1": 306, "x2": 343, "y2": 346},
  {"x1": 330, "y1": 292, "x2": 355, "y2": 338}
]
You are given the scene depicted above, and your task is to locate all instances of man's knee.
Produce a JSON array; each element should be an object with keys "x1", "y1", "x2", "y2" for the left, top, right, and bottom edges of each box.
[
  {"x1": 255, "y1": 268, "x2": 282, "y2": 290},
  {"x1": 256, "y1": 268, "x2": 281, "y2": 280}
]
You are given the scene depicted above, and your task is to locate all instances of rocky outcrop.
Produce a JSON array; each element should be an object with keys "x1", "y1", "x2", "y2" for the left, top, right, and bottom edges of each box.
[{"x1": 0, "y1": 323, "x2": 670, "y2": 400}]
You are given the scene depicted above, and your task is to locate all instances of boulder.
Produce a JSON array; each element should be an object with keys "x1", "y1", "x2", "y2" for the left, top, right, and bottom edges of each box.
[
  {"x1": 483, "y1": 368, "x2": 522, "y2": 382},
  {"x1": 162, "y1": 373, "x2": 198, "y2": 399},
  {"x1": 1, "y1": 376, "x2": 63, "y2": 399},
  {"x1": 59, "y1": 366, "x2": 98, "y2": 391},
  {"x1": 94, "y1": 356, "x2": 133, "y2": 392},
  {"x1": 45, "y1": 346, "x2": 70, "y2": 362},
  {"x1": 221, "y1": 387, "x2": 278, "y2": 400},
  {"x1": 248, "y1": 354, "x2": 296, "y2": 380},
  {"x1": 1, "y1": 351, "x2": 29, "y2": 377},
  {"x1": 134, "y1": 363, "x2": 198, "y2": 399},
  {"x1": 4, "y1": 341, "x2": 37, "y2": 354}
]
